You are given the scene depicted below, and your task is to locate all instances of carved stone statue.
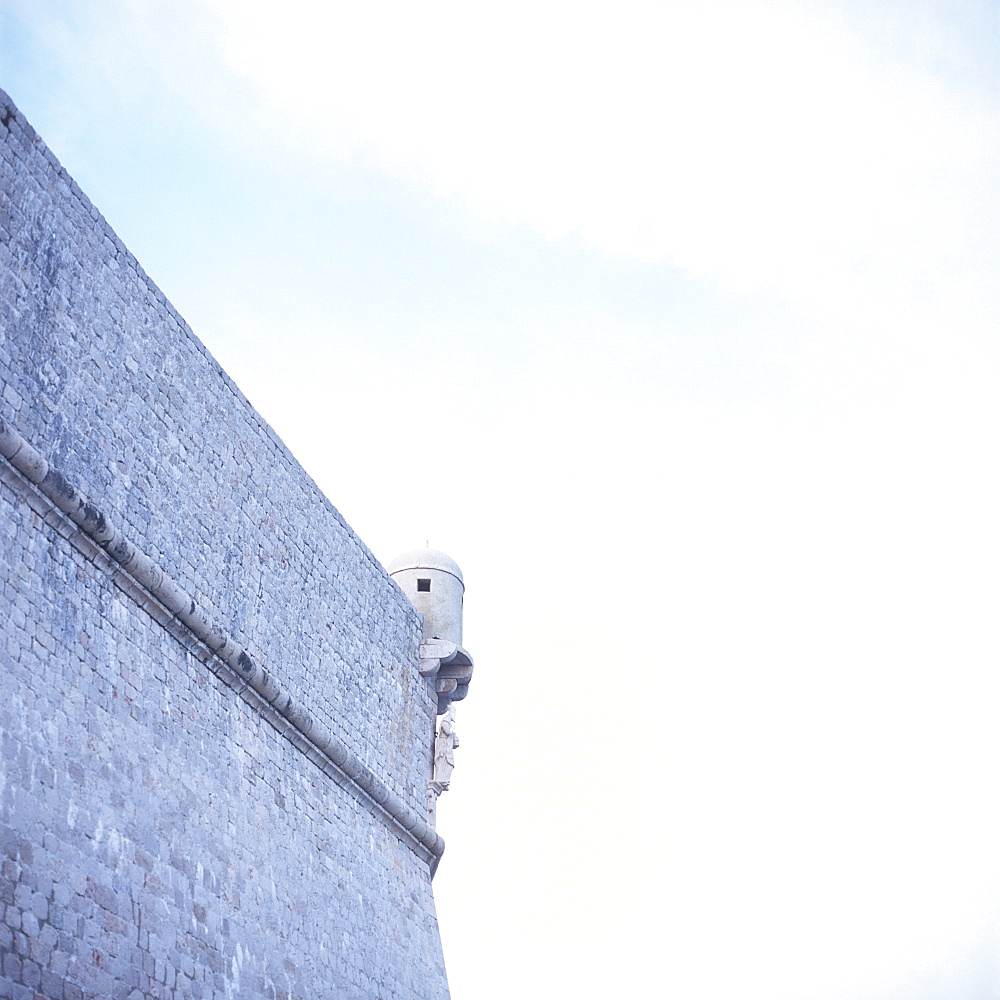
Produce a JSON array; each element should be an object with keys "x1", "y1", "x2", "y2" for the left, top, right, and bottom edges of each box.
[
  {"x1": 427, "y1": 709, "x2": 459, "y2": 821},
  {"x1": 433, "y1": 709, "x2": 459, "y2": 787}
]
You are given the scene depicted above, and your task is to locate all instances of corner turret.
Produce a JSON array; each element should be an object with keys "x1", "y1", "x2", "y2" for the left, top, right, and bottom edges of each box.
[
  {"x1": 387, "y1": 548, "x2": 474, "y2": 714},
  {"x1": 387, "y1": 548, "x2": 465, "y2": 645}
]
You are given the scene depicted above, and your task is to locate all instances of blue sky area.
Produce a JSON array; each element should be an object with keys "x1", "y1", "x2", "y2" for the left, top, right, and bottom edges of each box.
[{"x1": 3, "y1": 3, "x2": 1000, "y2": 998}]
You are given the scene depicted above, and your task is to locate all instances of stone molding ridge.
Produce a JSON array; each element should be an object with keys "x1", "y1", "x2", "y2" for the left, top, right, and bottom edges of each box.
[{"x1": 0, "y1": 413, "x2": 445, "y2": 874}]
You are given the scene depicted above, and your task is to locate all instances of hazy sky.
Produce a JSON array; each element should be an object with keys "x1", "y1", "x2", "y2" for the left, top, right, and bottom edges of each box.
[{"x1": 3, "y1": 2, "x2": 1000, "y2": 998}]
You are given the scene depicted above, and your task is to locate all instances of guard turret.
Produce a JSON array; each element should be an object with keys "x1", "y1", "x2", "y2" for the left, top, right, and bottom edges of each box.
[
  {"x1": 387, "y1": 548, "x2": 473, "y2": 714},
  {"x1": 387, "y1": 548, "x2": 465, "y2": 645}
]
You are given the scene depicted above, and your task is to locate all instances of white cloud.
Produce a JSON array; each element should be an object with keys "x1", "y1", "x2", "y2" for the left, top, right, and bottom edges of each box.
[{"x1": 201, "y1": 0, "x2": 999, "y2": 314}]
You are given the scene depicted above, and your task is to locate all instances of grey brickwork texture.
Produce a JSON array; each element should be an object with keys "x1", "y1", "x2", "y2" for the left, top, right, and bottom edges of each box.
[{"x1": 0, "y1": 89, "x2": 450, "y2": 999}]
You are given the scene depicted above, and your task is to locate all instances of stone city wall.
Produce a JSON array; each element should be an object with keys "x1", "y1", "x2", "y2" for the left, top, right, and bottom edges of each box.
[{"x1": 0, "y1": 89, "x2": 450, "y2": 1000}]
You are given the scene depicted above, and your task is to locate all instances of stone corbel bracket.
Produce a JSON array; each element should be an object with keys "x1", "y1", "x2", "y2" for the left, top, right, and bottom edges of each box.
[{"x1": 419, "y1": 639, "x2": 474, "y2": 714}]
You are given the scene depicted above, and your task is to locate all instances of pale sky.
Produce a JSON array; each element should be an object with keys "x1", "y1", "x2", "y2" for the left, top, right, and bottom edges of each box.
[{"x1": 3, "y1": 2, "x2": 1000, "y2": 998}]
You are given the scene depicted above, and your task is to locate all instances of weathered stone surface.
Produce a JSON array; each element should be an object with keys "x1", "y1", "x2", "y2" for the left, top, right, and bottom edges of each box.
[{"x1": 0, "y1": 87, "x2": 449, "y2": 1000}]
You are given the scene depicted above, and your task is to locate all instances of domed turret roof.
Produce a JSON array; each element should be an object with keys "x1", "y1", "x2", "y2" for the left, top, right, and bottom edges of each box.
[{"x1": 386, "y1": 548, "x2": 464, "y2": 583}]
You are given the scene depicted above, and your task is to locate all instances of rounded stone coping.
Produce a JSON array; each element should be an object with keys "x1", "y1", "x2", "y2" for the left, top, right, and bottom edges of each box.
[
  {"x1": 0, "y1": 413, "x2": 445, "y2": 873},
  {"x1": 387, "y1": 548, "x2": 464, "y2": 585}
]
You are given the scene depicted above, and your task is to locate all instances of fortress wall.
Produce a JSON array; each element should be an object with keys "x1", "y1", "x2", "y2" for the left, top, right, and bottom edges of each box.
[
  {"x1": 0, "y1": 463, "x2": 448, "y2": 1000},
  {"x1": 0, "y1": 90, "x2": 450, "y2": 999},
  {"x1": 0, "y1": 89, "x2": 433, "y2": 813}
]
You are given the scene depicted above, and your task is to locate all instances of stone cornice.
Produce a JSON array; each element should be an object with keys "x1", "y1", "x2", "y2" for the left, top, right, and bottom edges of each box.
[{"x1": 0, "y1": 413, "x2": 445, "y2": 875}]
